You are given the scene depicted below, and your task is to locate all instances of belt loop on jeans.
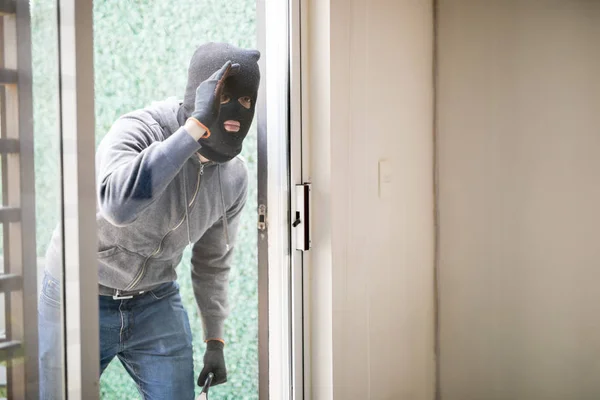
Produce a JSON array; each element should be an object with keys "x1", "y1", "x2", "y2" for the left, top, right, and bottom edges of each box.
[{"x1": 112, "y1": 289, "x2": 145, "y2": 300}]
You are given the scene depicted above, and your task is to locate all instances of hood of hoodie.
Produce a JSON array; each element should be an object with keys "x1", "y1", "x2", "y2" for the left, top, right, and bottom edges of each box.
[{"x1": 149, "y1": 97, "x2": 195, "y2": 143}]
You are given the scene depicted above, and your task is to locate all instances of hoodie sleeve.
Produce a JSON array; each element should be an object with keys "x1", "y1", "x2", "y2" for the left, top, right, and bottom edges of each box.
[
  {"x1": 191, "y1": 171, "x2": 248, "y2": 341},
  {"x1": 96, "y1": 115, "x2": 201, "y2": 226}
]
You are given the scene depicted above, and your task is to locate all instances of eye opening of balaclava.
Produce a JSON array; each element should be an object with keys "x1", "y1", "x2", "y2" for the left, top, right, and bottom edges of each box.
[{"x1": 179, "y1": 42, "x2": 261, "y2": 163}]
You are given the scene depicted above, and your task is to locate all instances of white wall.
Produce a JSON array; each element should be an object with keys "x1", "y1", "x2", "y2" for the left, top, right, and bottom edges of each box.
[
  {"x1": 305, "y1": 0, "x2": 435, "y2": 398},
  {"x1": 437, "y1": 1, "x2": 600, "y2": 399}
]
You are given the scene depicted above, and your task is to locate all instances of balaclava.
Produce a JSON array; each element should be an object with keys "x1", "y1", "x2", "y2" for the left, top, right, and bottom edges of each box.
[{"x1": 179, "y1": 42, "x2": 261, "y2": 163}]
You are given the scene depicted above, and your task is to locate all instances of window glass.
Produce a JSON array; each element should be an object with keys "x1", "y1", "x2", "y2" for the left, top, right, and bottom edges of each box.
[
  {"x1": 31, "y1": 0, "x2": 65, "y2": 397},
  {"x1": 93, "y1": 2, "x2": 259, "y2": 398}
]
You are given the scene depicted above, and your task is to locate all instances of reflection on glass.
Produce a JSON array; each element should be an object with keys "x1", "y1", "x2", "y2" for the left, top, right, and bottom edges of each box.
[
  {"x1": 0, "y1": 155, "x2": 3, "y2": 207},
  {"x1": 93, "y1": 1, "x2": 259, "y2": 399},
  {"x1": 31, "y1": 0, "x2": 64, "y2": 398},
  {"x1": 0, "y1": 293, "x2": 5, "y2": 341}
]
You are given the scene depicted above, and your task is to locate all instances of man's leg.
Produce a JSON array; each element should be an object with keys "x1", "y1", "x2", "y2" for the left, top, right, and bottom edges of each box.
[
  {"x1": 98, "y1": 295, "x2": 123, "y2": 374},
  {"x1": 38, "y1": 271, "x2": 122, "y2": 399},
  {"x1": 38, "y1": 272, "x2": 64, "y2": 400},
  {"x1": 117, "y1": 282, "x2": 195, "y2": 400}
]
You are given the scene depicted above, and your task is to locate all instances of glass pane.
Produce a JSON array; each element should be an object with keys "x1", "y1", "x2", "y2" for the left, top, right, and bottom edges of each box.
[
  {"x1": 0, "y1": 224, "x2": 3, "y2": 273},
  {"x1": 0, "y1": 154, "x2": 3, "y2": 206},
  {"x1": 0, "y1": 293, "x2": 5, "y2": 341},
  {"x1": 31, "y1": 0, "x2": 65, "y2": 397},
  {"x1": 1, "y1": 153, "x2": 4, "y2": 281},
  {"x1": 0, "y1": 155, "x2": 3, "y2": 274},
  {"x1": 93, "y1": 2, "x2": 258, "y2": 398}
]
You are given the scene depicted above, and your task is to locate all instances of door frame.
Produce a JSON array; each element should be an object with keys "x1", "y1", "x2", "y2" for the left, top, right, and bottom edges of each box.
[
  {"x1": 258, "y1": 0, "x2": 301, "y2": 398},
  {"x1": 61, "y1": 0, "x2": 303, "y2": 397},
  {"x1": 58, "y1": 0, "x2": 100, "y2": 398}
]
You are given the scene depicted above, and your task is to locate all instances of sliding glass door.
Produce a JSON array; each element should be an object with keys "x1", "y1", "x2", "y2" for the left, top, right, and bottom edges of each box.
[{"x1": 26, "y1": 0, "x2": 298, "y2": 398}]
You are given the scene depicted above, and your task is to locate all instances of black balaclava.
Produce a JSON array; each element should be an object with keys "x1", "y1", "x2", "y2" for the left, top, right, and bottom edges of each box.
[{"x1": 179, "y1": 42, "x2": 261, "y2": 163}]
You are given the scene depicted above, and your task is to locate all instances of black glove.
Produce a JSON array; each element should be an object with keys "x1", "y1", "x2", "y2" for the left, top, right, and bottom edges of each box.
[
  {"x1": 198, "y1": 340, "x2": 227, "y2": 387},
  {"x1": 191, "y1": 60, "x2": 240, "y2": 135}
]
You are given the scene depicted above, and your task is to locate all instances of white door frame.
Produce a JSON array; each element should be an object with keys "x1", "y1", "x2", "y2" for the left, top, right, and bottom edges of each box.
[
  {"x1": 257, "y1": 0, "x2": 299, "y2": 398},
  {"x1": 60, "y1": 0, "x2": 303, "y2": 397},
  {"x1": 58, "y1": 0, "x2": 100, "y2": 399},
  {"x1": 289, "y1": 0, "x2": 311, "y2": 398}
]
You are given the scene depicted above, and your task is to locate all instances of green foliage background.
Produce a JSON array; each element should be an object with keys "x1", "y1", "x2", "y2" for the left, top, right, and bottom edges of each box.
[{"x1": 30, "y1": 0, "x2": 258, "y2": 398}]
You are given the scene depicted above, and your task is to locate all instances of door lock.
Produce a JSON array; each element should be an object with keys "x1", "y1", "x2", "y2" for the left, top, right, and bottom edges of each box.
[
  {"x1": 258, "y1": 204, "x2": 267, "y2": 231},
  {"x1": 295, "y1": 184, "x2": 311, "y2": 251}
]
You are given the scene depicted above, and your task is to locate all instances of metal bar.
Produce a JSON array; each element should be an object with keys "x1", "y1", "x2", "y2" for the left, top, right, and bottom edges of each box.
[
  {"x1": 0, "y1": 0, "x2": 16, "y2": 16},
  {"x1": 290, "y1": 0, "x2": 308, "y2": 398},
  {"x1": 0, "y1": 138, "x2": 19, "y2": 153},
  {"x1": 256, "y1": 2, "x2": 270, "y2": 399},
  {"x1": 58, "y1": 0, "x2": 100, "y2": 398},
  {"x1": 0, "y1": 273, "x2": 22, "y2": 292},
  {"x1": 0, "y1": 14, "x2": 15, "y2": 399},
  {"x1": 0, "y1": 340, "x2": 21, "y2": 362},
  {"x1": 433, "y1": 2, "x2": 441, "y2": 399},
  {"x1": 0, "y1": 18, "x2": 11, "y2": 282},
  {"x1": 15, "y1": 0, "x2": 39, "y2": 396},
  {"x1": 260, "y1": 0, "x2": 295, "y2": 398},
  {"x1": 0, "y1": 68, "x2": 17, "y2": 84},
  {"x1": 299, "y1": 0, "x2": 312, "y2": 395},
  {"x1": 2, "y1": 8, "x2": 24, "y2": 399},
  {"x1": 0, "y1": 206, "x2": 19, "y2": 222}
]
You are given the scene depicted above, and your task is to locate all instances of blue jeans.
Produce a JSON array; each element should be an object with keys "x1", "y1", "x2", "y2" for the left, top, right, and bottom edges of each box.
[{"x1": 38, "y1": 272, "x2": 195, "y2": 399}]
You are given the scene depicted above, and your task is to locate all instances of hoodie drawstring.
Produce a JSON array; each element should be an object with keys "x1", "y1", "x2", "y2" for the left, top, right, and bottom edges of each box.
[
  {"x1": 184, "y1": 162, "x2": 230, "y2": 252},
  {"x1": 218, "y1": 165, "x2": 231, "y2": 252},
  {"x1": 183, "y1": 165, "x2": 192, "y2": 247}
]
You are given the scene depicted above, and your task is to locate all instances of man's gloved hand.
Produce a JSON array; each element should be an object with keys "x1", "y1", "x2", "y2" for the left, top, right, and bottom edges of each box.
[
  {"x1": 191, "y1": 60, "x2": 240, "y2": 137},
  {"x1": 198, "y1": 340, "x2": 227, "y2": 387}
]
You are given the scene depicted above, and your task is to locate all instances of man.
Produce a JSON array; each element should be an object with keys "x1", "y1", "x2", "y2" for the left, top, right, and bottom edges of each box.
[{"x1": 38, "y1": 42, "x2": 260, "y2": 399}]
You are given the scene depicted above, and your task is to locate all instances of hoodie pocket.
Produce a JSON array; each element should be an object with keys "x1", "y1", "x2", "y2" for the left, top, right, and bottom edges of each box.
[
  {"x1": 97, "y1": 246, "x2": 147, "y2": 289},
  {"x1": 98, "y1": 246, "x2": 118, "y2": 258}
]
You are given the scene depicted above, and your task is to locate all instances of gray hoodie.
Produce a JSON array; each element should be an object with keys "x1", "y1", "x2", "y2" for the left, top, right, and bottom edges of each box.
[{"x1": 45, "y1": 97, "x2": 248, "y2": 340}]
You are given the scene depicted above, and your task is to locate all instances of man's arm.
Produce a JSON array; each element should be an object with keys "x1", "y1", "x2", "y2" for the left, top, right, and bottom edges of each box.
[
  {"x1": 191, "y1": 176, "x2": 248, "y2": 341},
  {"x1": 97, "y1": 60, "x2": 236, "y2": 227},
  {"x1": 96, "y1": 116, "x2": 203, "y2": 226}
]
